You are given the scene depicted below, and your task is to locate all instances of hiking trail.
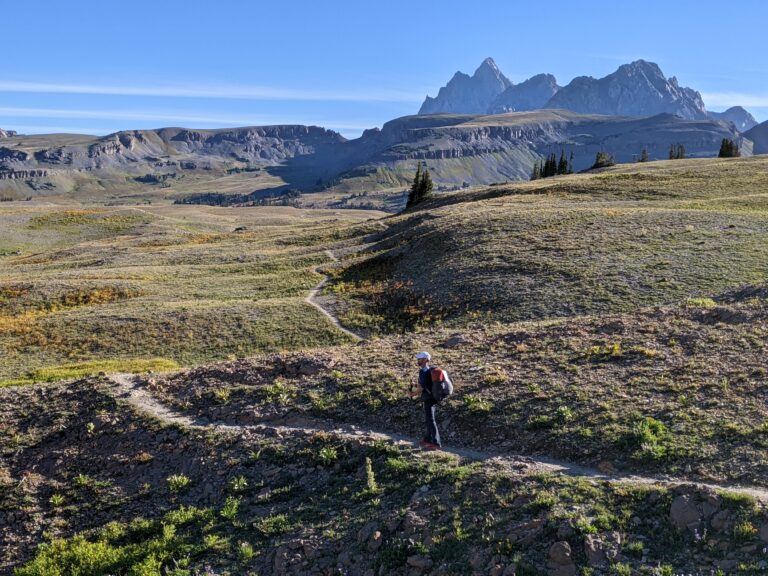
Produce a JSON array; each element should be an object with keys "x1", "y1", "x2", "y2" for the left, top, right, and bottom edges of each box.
[
  {"x1": 109, "y1": 373, "x2": 768, "y2": 502},
  {"x1": 306, "y1": 249, "x2": 364, "y2": 342}
]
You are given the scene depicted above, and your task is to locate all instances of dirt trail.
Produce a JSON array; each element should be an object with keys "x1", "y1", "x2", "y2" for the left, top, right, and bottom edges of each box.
[
  {"x1": 109, "y1": 373, "x2": 768, "y2": 502},
  {"x1": 305, "y1": 249, "x2": 363, "y2": 342}
]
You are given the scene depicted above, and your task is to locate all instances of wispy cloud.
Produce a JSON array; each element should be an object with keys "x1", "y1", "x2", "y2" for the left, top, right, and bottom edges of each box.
[
  {"x1": 702, "y1": 92, "x2": 768, "y2": 108},
  {"x1": 0, "y1": 106, "x2": 375, "y2": 132},
  {"x1": 0, "y1": 80, "x2": 424, "y2": 103}
]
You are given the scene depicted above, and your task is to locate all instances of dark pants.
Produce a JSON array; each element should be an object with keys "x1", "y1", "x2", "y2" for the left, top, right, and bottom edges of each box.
[{"x1": 423, "y1": 397, "x2": 441, "y2": 446}]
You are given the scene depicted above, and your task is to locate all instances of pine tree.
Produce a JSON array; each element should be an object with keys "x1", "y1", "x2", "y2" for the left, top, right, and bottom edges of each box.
[
  {"x1": 568, "y1": 151, "x2": 574, "y2": 174},
  {"x1": 557, "y1": 150, "x2": 568, "y2": 175},
  {"x1": 640, "y1": 148, "x2": 649, "y2": 162},
  {"x1": 592, "y1": 151, "x2": 615, "y2": 169},
  {"x1": 418, "y1": 167, "x2": 434, "y2": 203},
  {"x1": 669, "y1": 144, "x2": 676, "y2": 160},
  {"x1": 406, "y1": 162, "x2": 422, "y2": 208},
  {"x1": 531, "y1": 160, "x2": 541, "y2": 180},
  {"x1": 719, "y1": 138, "x2": 740, "y2": 158},
  {"x1": 677, "y1": 143, "x2": 686, "y2": 160}
]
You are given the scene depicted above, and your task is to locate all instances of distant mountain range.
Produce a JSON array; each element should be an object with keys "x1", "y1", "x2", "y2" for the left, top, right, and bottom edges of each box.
[
  {"x1": 0, "y1": 57, "x2": 764, "y2": 207},
  {"x1": 0, "y1": 111, "x2": 752, "y2": 206},
  {"x1": 419, "y1": 58, "x2": 758, "y2": 130}
]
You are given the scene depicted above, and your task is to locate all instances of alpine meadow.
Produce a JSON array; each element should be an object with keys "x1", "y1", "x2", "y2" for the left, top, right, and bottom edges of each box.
[{"x1": 3, "y1": 2, "x2": 768, "y2": 575}]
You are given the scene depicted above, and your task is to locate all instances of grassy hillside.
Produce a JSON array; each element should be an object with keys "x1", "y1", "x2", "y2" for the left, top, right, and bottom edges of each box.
[
  {"x1": 0, "y1": 204, "x2": 382, "y2": 384},
  {"x1": 329, "y1": 156, "x2": 768, "y2": 333}
]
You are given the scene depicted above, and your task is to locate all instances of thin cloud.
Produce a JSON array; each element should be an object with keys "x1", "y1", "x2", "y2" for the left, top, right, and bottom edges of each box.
[
  {"x1": 0, "y1": 80, "x2": 424, "y2": 103},
  {"x1": 702, "y1": 92, "x2": 768, "y2": 108},
  {"x1": 0, "y1": 106, "x2": 375, "y2": 132}
]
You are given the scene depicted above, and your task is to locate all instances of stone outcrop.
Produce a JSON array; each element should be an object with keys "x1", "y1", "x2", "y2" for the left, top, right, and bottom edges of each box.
[
  {"x1": 0, "y1": 129, "x2": 17, "y2": 138},
  {"x1": 0, "y1": 148, "x2": 29, "y2": 162},
  {"x1": 0, "y1": 169, "x2": 47, "y2": 180}
]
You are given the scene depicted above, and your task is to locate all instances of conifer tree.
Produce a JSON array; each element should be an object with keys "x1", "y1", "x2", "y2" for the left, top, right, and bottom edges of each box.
[
  {"x1": 719, "y1": 138, "x2": 740, "y2": 158},
  {"x1": 640, "y1": 148, "x2": 649, "y2": 162},
  {"x1": 669, "y1": 144, "x2": 675, "y2": 160},
  {"x1": 531, "y1": 160, "x2": 541, "y2": 180},
  {"x1": 568, "y1": 151, "x2": 574, "y2": 174},
  {"x1": 677, "y1": 143, "x2": 686, "y2": 160},
  {"x1": 406, "y1": 162, "x2": 422, "y2": 208},
  {"x1": 557, "y1": 150, "x2": 568, "y2": 175},
  {"x1": 418, "y1": 167, "x2": 434, "y2": 203}
]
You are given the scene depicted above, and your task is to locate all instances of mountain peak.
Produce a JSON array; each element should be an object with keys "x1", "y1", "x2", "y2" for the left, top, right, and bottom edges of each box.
[
  {"x1": 546, "y1": 60, "x2": 708, "y2": 120},
  {"x1": 418, "y1": 57, "x2": 511, "y2": 115},
  {"x1": 476, "y1": 57, "x2": 500, "y2": 74}
]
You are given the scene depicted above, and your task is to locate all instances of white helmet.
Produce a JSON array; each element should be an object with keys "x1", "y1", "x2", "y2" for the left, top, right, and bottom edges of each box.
[{"x1": 415, "y1": 351, "x2": 431, "y2": 360}]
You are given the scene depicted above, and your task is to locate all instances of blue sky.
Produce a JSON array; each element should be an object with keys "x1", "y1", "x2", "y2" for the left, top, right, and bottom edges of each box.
[{"x1": 2, "y1": 0, "x2": 767, "y2": 138}]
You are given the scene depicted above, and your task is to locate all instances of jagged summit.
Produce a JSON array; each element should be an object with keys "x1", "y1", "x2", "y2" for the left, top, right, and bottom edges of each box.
[
  {"x1": 418, "y1": 57, "x2": 512, "y2": 115},
  {"x1": 546, "y1": 59, "x2": 708, "y2": 119},
  {"x1": 419, "y1": 58, "x2": 747, "y2": 123}
]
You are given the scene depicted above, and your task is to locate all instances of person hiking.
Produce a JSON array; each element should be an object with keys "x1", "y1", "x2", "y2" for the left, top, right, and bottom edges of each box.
[{"x1": 411, "y1": 351, "x2": 452, "y2": 451}]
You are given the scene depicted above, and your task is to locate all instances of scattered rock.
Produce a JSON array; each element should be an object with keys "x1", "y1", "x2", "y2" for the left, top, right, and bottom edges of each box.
[
  {"x1": 670, "y1": 494, "x2": 702, "y2": 530},
  {"x1": 441, "y1": 335, "x2": 470, "y2": 349},
  {"x1": 547, "y1": 541, "x2": 577, "y2": 576},
  {"x1": 406, "y1": 554, "x2": 433, "y2": 570},
  {"x1": 711, "y1": 510, "x2": 732, "y2": 532},
  {"x1": 368, "y1": 531, "x2": 383, "y2": 553}
]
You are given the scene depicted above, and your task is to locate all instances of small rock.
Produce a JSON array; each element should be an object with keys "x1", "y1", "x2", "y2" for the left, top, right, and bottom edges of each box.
[
  {"x1": 760, "y1": 522, "x2": 768, "y2": 544},
  {"x1": 597, "y1": 460, "x2": 616, "y2": 473},
  {"x1": 368, "y1": 531, "x2": 382, "y2": 553},
  {"x1": 441, "y1": 335, "x2": 470, "y2": 349},
  {"x1": 716, "y1": 559, "x2": 738, "y2": 571},
  {"x1": 406, "y1": 555, "x2": 433, "y2": 570},
  {"x1": 547, "y1": 541, "x2": 577, "y2": 576},
  {"x1": 670, "y1": 494, "x2": 701, "y2": 530},
  {"x1": 584, "y1": 534, "x2": 606, "y2": 566},
  {"x1": 711, "y1": 510, "x2": 731, "y2": 532},
  {"x1": 549, "y1": 541, "x2": 572, "y2": 564},
  {"x1": 557, "y1": 522, "x2": 575, "y2": 540}
]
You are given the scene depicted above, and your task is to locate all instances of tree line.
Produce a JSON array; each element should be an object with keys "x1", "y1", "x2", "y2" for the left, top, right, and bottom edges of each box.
[{"x1": 531, "y1": 150, "x2": 574, "y2": 180}]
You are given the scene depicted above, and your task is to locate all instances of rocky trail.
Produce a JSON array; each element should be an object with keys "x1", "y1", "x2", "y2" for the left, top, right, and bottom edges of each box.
[
  {"x1": 305, "y1": 249, "x2": 364, "y2": 342},
  {"x1": 108, "y1": 373, "x2": 768, "y2": 503}
]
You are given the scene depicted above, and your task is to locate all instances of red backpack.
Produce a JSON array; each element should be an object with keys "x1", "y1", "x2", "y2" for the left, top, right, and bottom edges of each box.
[{"x1": 430, "y1": 367, "x2": 454, "y2": 402}]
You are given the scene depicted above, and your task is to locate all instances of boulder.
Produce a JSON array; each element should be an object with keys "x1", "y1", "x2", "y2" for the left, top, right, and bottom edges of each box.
[
  {"x1": 547, "y1": 541, "x2": 577, "y2": 576},
  {"x1": 670, "y1": 494, "x2": 702, "y2": 530}
]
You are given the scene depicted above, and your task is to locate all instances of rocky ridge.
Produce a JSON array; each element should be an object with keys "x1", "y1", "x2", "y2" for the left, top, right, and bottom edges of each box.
[
  {"x1": 744, "y1": 119, "x2": 768, "y2": 154},
  {"x1": 546, "y1": 60, "x2": 708, "y2": 120},
  {"x1": 708, "y1": 106, "x2": 759, "y2": 132},
  {"x1": 487, "y1": 73, "x2": 561, "y2": 113}
]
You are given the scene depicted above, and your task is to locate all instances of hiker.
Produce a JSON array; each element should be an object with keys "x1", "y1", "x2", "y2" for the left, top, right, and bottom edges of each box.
[{"x1": 411, "y1": 351, "x2": 453, "y2": 450}]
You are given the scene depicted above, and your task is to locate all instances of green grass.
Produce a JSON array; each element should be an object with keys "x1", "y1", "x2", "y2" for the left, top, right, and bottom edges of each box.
[
  {"x1": 0, "y1": 205, "x2": 378, "y2": 382},
  {"x1": 331, "y1": 156, "x2": 768, "y2": 332},
  {"x1": 0, "y1": 358, "x2": 179, "y2": 387}
]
